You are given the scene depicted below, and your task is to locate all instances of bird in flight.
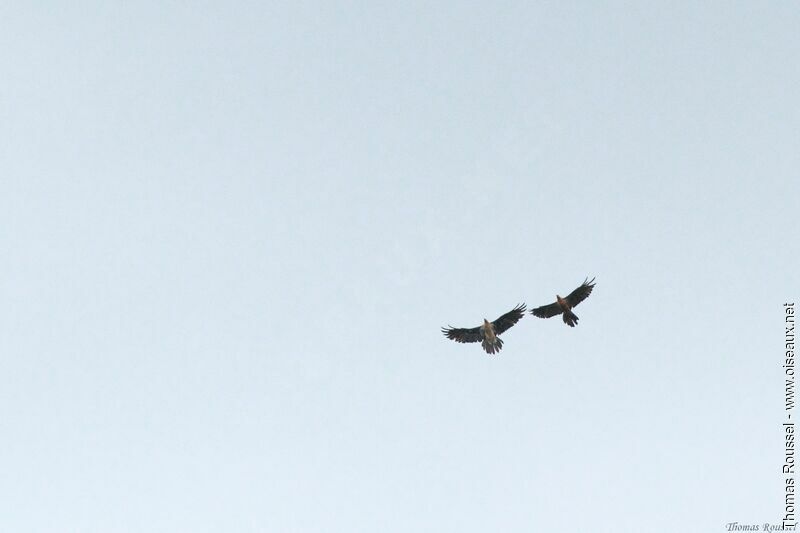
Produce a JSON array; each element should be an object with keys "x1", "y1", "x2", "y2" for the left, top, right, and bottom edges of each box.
[
  {"x1": 531, "y1": 277, "x2": 596, "y2": 327},
  {"x1": 441, "y1": 304, "x2": 527, "y2": 354}
]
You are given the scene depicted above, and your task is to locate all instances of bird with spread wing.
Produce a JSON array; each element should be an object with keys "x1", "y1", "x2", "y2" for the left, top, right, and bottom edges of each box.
[
  {"x1": 531, "y1": 277, "x2": 596, "y2": 327},
  {"x1": 441, "y1": 304, "x2": 527, "y2": 354}
]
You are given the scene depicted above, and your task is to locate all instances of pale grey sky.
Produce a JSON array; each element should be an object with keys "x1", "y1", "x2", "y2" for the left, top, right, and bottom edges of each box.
[{"x1": 1, "y1": 2, "x2": 798, "y2": 532}]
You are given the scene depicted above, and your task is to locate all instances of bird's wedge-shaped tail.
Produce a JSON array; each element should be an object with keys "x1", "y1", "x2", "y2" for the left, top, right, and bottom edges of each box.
[
  {"x1": 482, "y1": 333, "x2": 503, "y2": 355},
  {"x1": 562, "y1": 308, "x2": 579, "y2": 327}
]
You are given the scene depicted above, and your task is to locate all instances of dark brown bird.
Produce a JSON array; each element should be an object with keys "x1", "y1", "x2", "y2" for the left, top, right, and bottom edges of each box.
[
  {"x1": 531, "y1": 277, "x2": 596, "y2": 327},
  {"x1": 441, "y1": 304, "x2": 527, "y2": 354}
]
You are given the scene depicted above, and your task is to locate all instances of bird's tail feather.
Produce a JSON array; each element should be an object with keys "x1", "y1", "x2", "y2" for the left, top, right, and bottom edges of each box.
[
  {"x1": 563, "y1": 310, "x2": 579, "y2": 327},
  {"x1": 482, "y1": 337, "x2": 503, "y2": 355}
]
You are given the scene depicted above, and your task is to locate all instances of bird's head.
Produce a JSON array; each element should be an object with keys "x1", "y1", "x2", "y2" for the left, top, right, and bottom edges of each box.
[{"x1": 483, "y1": 318, "x2": 490, "y2": 326}]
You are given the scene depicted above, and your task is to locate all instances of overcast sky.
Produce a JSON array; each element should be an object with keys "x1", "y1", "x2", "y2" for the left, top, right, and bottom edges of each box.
[{"x1": 1, "y1": 2, "x2": 798, "y2": 532}]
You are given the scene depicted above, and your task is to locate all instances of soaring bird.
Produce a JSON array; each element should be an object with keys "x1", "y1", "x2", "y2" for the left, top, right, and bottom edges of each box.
[
  {"x1": 441, "y1": 304, "x2": 527, "y2": 354},
  {"x1": 531, "y1": 277, "x2": 596, "y2": 327}
]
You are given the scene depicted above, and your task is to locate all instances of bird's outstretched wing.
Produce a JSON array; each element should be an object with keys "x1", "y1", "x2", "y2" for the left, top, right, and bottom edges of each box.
[
  {"x1": 441, "y1": 325, "x2": 482, "y2": 344},
  {"x1": 565, "y1": 277, "x2": 596, "y2": 308},
  {"x1": 531, "y1": 302, "x2": 561, "y2": 319},
  {"x1": 492, "y1": 303, "x2": 527, "y2": 335}
]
